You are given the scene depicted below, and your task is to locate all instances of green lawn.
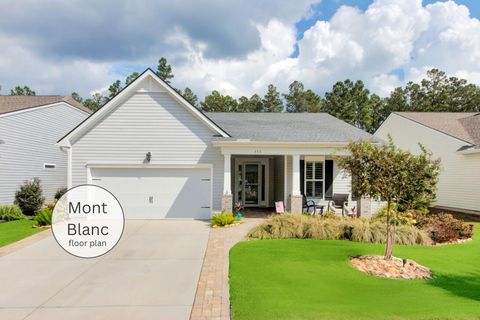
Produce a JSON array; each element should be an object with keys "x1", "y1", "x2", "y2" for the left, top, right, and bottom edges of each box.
[
  {"x1": 0, "y1": 220, "x2": 44, "y2": 247},
  {"x1": 230, "y1": 224, "x2": 480, "y2": 320}
]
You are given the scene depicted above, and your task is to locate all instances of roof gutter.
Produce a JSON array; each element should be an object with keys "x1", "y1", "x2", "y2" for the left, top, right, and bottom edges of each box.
[
  {"x1": 457, "y1": 147, "x2": 480, "y2": 155},
  {"x1": 211, "y1": 140, "x2": 351, "y2": 148}
]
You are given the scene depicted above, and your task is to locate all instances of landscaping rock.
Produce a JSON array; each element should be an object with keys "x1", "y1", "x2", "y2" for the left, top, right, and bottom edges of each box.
[
  {"x1": 350, "y1": 255, "x2": 432, "y2": 280},
  {"x1": 434, "y1": 238, "x2": 472, "y2": 246}
]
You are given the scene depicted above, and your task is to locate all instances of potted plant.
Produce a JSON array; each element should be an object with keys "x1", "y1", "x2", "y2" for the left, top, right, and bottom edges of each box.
[{"x1": 234, "y1": 202, "x2": 244, "y2": 220}]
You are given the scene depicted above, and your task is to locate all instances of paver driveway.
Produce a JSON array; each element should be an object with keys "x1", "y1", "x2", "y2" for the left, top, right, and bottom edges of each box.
[{"x1": 0, "y1": 220, "x2": 210, "y2": 320}]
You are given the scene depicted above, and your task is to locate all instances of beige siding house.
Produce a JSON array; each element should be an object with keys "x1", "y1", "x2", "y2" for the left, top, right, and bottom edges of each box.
[
  {"x1": 375, "y1": 112, "x2": 480, "y2": 212},
  {"x1": 58, "y1": 69, "x2": 382, "y2": 220}
]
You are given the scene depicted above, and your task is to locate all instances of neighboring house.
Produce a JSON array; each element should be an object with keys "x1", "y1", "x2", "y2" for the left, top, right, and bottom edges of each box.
[
  {"x1": 0, "y1": 96, "x2": 91, "y2": 204},
  {"x1": 375, "y1": 112, "x2": 480, "y2": 212},
  {"x1": 57, "y1": 69, "x2": 382, "y2": 220}
]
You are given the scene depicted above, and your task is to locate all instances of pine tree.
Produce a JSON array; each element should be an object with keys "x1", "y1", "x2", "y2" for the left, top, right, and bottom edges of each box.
[
  {"x1": 262, "y1": 84, "x2": 283, "y2": 112},
  {"x1": 156, "y1": 57, "x2": 174, "y2": 84}
]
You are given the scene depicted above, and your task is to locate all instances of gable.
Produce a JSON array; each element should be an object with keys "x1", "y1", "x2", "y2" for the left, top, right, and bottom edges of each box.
[
  {"x1": 57, "y1": 69, "x2": 229, "y2": 147},
  {"x1": 74, "y1": 90, "x2": 217, "y2": 147},
  {"x1": 393, "y1": 112, "x2": 477, "y2": 145},
  {"x1": 375, "y1": 113, "x2": 471, "y2": 153}
]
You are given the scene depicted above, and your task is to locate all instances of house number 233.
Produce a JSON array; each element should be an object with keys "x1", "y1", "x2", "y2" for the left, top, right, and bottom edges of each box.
[{"x1": 253, "y1": 149, "x2": 262, "y2": 154}]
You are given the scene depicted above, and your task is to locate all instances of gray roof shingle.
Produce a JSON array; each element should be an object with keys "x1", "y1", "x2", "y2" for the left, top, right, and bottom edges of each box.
[
  {"x1": 205, "y1": 112, "x2": 379, "y2": 143},
  {"x1": 395, "y1": 112, "x2": 480, "y2": 146},
  {"x1": 0, "y1": 95, "x2": 91, "y2": 115}
]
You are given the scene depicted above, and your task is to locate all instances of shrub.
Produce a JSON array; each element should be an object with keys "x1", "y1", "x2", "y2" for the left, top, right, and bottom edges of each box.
[
  {"x1": 416, "y1": 213, "x2": 473, "y2": 243},
  {"x1": 35, "y1": 208, "x2": 52, "y2": 226},
  {"x1": 14, "y1": 178, "x2": 44, "y2": 216},
  {"x1": 211, "y1": 211, "x2": 237, "y2": 227},
  {"x1": 0, "y1": 204, "x2": 26, "y2": 221},
  {"x1": 372, "y1": 203, "x2": 417, "y2": 226},
  {"x1": 54, "y1": 187, "x2": 67, "y2": 200},
  {"x1": 321, "y1": 210, "x2": 337, "y2": 219},
  {"x1": 45, "y1": 199, "x2": 58, "y2": 211},
  {"x1": 247, "y1": 214, "x2": 432, "y2": 245}
]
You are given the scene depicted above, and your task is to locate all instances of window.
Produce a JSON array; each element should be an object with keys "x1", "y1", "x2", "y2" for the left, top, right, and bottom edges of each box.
[
  {"x1": 325, "y1": 160, "x2": 334, "y2": 199},
  {"x1": 43, "y1": 163, "x2": 56, "y2": 169},
  {"x1": 237, "y1": 164, "x2": 243, "y2": 202},
  {"x1": 304, "y1": 161, "x2": 323, "y2": 198},
  {"x1": 261, "y1": 164, "x2": 265, "y2": 202}
]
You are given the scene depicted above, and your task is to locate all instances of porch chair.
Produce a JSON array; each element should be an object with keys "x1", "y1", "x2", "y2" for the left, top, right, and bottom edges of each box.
[
  {"x1": 303, "y1": 195, "x2": 324, "y2": 216},
  {"x1": 327, "y1": 193, "x2": 350, "y2": 217}
]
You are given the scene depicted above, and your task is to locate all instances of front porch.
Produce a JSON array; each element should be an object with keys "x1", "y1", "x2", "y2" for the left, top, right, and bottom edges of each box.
[
  {"x1": 214, "y1": 141, "x2": 380, "y2": 217},
  {"x1": 214, "y1": 141, "x2": 360, "y2": 214},
  {"x1": 224, "y1": 154, "x2": 350, "y2": 213}
]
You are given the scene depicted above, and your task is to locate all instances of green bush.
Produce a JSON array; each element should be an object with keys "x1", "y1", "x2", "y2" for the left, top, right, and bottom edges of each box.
[
  {"x1": 54, "y1": 187, "x2": 67, "y2": 200},
  {"x1": 0, "y1": 204, "x2": 26, "y2": 221},
  {"x1": 211, "y1": 211, "x2": 237, "y2": 227},
  {"x1": 247, "y1": 214, "x2": 431, "y2": 245},
  {"x1": 35, "y1": 208, "x2": 52, "y2": 226},
  {"x1": 415, "y1": 213, "x2": 473, "y2": 243},
  {"x1": 14, "y1": 178, "x2": 44, "y2": 216},
  {"x1": 372, "y1": 203, "x2": 417, "y2": 226}
]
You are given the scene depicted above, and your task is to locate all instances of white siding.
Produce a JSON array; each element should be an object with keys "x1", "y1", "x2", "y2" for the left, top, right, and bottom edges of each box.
[
  {"x1": 285, "y1": 155, "x2": 292, "y2": 210},
  {"x1": 268, "y1": 158, "x2": 275, "y2": 206},
  {"x1": 0, "y1": 104, "x2": 88, "y2": 204},
  {"x1": 70, "y1": 91, "x2": 224, "y2": 211},
  {"x1": 375, "y1": 113, "x2": 480, "y2": 211},
  {"x1": 331, "y1": 159, "x2": 351, "y2": 198}
]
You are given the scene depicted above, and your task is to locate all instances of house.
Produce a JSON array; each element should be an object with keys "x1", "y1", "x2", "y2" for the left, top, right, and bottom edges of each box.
[
  {"x1": 375, "y1": 112, "x2": 480, "y2": 212},
  {"x1": 57, "y1": 69, "x2": 382, "y2": 219},
  {"x1": 0, "y1": 95, "x2": 91, "y2": 204}
]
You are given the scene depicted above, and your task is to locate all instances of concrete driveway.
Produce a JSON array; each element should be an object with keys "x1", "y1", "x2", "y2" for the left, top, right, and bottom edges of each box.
[{"x1": 0, "y1": 220, "x2": 210, "y2": 320}]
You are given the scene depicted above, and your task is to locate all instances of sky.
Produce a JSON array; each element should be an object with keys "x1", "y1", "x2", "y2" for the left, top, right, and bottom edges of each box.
[{"x1": 1, "y1": 0, "x2": 480, "y2": 100}]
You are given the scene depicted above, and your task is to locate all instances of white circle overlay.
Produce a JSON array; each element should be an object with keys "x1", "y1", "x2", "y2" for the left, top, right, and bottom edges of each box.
[{"x1": 52, "y1": 185, "x2": 125, "y2": 258}]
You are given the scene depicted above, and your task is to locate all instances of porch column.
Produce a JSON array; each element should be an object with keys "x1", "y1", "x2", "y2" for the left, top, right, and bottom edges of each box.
[
  {"x1": 290, "y1": 154, "x2": 303, "y2": 213},
  {"x1": 292, "y1": 154, "x2": 301, "y2": 196},
  {"x1": 222, "y1": 153, "x2": 233, "y2": 212},
  {"x1": 223, "y1": 153, "x2": 231, "y2": 194}
]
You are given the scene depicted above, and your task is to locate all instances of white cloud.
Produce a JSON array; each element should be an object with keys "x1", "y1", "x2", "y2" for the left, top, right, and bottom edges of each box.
[
  {"x1": 171, "y1": 20, "x2": 298, "y2": 97},
  {"x1": 1, "y1": 0, "x2": 480, "y2": 100},
  {"x1": 407, "y1": 0, "x2": 480, "y2": 83},
  {"x1": 370, "y1": 73, "x2": 402, "y2": 97},
  {"x1": 170, "y1": 0, "x2": 480, "y2": 98},
  {"x1": 0, "y1": 0, "x2": 317, "y2": 97}
]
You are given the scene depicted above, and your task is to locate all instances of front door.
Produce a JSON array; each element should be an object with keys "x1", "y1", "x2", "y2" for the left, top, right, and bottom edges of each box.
[
  {"x1": 235, "y1": 159, "x2": 269, "y2": 207},
  {"x1": 244, "y1": 164, "x2": 260, "y2": 206}
]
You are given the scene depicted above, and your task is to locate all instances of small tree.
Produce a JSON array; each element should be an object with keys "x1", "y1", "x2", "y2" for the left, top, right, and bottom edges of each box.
[
  {"x1": 338, "y1": 139, "x2": 440, "y2": 259},
  {"x1": 263, "y1": 84, "x2": 283, "y2": 112},
  {"x1": 156, "y1": 57, "x2": 174, "y2": 84},
  {"x1": 14, "y1": 178, "x2": 45, "y2": 216},
  {"x1": 10, "y1": 85, "x2": 36, "y2": 96}
]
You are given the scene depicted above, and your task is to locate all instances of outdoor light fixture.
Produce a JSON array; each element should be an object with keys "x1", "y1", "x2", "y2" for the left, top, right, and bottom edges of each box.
[{"x1": 146, "y1": 152, "x2": 152, "y2": 163}]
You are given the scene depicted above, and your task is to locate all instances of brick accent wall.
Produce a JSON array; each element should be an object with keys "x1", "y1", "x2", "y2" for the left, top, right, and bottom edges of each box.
[
  {"x1": 290, "y1": 194, "x2": 303, "y2": 213},
  {"x1": 221, "y1": 194, "x2": 233, "y2": 212}
]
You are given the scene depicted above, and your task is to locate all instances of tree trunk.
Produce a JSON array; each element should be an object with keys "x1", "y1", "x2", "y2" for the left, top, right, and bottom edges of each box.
[{"x1": 384, "y1": 199, "x2": 393, "y2": 260}]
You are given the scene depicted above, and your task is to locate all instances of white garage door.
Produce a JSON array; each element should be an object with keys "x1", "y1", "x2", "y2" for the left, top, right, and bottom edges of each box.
[{"x1": 90, "y1": 167, "x2": 212, "y2": 219}]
